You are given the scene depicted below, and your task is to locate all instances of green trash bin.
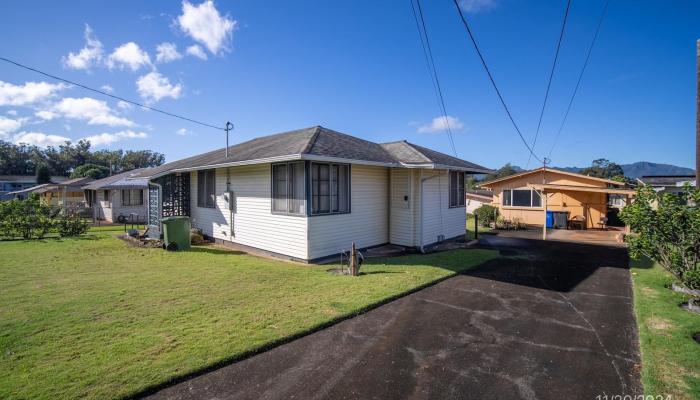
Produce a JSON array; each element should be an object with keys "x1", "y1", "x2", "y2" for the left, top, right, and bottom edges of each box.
[{"x1": 161, "y1": 216, "x2": 191, "y2": 251}]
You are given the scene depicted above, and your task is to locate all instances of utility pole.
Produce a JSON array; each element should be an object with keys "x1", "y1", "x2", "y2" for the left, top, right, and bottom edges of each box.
[
  {"x1": 696, "y1": 39, "x2": 699, "y2": 185},
  {"x1": 225, "y1": 121, "x2": 234, "y2": 158}
]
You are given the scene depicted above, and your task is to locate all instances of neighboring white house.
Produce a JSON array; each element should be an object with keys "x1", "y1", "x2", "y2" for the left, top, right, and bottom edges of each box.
[
  {"x1": 83, "y1": 169, "x2": 149, "y2": 223},
  {"x1": 465, "y1": 189, "x2": 493, "y2": 214},
  {"x1": 130, "y1": 126, "x2": 491, "y2": 262},
  {"x1": 637, "y1": 175, "x2": 696, "y2": 194}
]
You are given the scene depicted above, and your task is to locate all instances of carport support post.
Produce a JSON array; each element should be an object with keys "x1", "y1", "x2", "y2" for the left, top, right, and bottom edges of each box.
[{"x1": 542, "y1": 190, "x2": 548, "y2": 240}]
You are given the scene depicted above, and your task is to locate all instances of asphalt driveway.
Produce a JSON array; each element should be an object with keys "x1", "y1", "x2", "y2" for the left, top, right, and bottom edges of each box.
[{"x1": 145, "y1": 237, "x2": 641, "y2": 400}]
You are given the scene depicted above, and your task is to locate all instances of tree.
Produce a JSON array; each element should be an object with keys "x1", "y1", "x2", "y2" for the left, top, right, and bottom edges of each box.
[
  {"x1": 483, "y1": 163, "x2": 519, "y2": 182},
  {"x1": 70, "y1": 163, "x2": 110, "y2": 179},
  {"x1": 620, "y1": 185, "x2": 700, "y2": 289},
  {"x1": 0, "y1": 139, "x2": 165, "y2": 177},
  {"x1": 35, "y1": 164, "x2": 51, "y2": 184},
  {"x1": 580, "y1": 158, "x2": 625, "y2": 180},
  {"x1": 120, "y1": 150, "x2": 165, "y2": 170}
]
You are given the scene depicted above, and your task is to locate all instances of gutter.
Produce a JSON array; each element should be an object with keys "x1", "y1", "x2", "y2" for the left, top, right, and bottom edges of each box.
[{"x1": 131, "y1": 156, "x2": 491, "y2": 181}]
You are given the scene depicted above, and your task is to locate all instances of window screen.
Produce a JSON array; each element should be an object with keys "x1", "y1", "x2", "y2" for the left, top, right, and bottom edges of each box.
[
  {"x1": 449, "y1": 171, "x2": 465, "y2": 207},
  {"x1": 197, "y1": 169, "x2": 216, "y2": 208},
  {"x1": 272, "y1": 162, "x2": 306, "y2": 214},
  {"x1": 505, "y1": 189, "x2": 541, "y2": 208},
  {"x1": 311, "y1": 162, "x2": 349, "y2": 215},
  {"x1": 503, "y1": 189, "x2": 512, "y2": 206}
]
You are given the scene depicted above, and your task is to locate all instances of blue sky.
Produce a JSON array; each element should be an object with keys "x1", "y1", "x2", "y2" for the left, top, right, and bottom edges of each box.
[{"x1": 0, "y1": 0, "x2": 698, "y2": 169}]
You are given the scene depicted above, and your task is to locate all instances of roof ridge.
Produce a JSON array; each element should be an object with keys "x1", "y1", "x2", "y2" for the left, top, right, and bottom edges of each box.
[
  {"x1": 400, "y1": 141, "x2": 434, "y2": 163},
  {"x1": 301, "y1": 126, "x2": 322, "y2": 154}
]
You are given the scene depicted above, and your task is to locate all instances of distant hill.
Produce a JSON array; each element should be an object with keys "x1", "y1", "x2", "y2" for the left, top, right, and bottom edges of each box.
[
  {"x1": 505, "y1": 162, "x2": 693, "y2": 179},
  {"x1": 554, "y1": 162, "x2": 694, "y2": 179}
]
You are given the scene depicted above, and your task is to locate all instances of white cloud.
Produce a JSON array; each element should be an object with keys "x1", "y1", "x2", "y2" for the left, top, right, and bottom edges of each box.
[
  {"x1": 38, "y1": 97, "x2": 134, "y2": 127},
  {"x1": 82, "y1": 130, "x2": 148, "y2": 146},
  {"x1": 13, "y1": 132, "x2": 70, "y2": 147},
  {"x1": 156, "y1": 42, "x2": 183, "y2": 63},
  {"x1": 417, "y1": 116, "x2": 465, "y2": 134},
  {"x1": 35, "y1": 110, "x2": 57, "y2": 120},
  {"x1": 117, "y1": 100, "x2": 133, "y2": 110},
  {"x1": 136, "y1": 72, "x2": 182, "y2": 103},
  {"x1": 0, "y1": 80, "x2": 68, "y2": 106},
  {"x1": 185, "y1": 44, "x2": 208, "y2": 60},
  {"x1": 101, "y1": 85, "x2": 114, "y2": 93},
  {"x1": 0, "y1": 116, "x2": 24, "y2": 138},
  {"x1": 177, "y1": 0, "x2": 236, "y2": 55},
  {"x1": 107, "y1": 42, "x2": 152, "y2": 71},
  {"x1": 176, "y1": 128, "x2": 192, "y2": 136},
  {"x1": 459, "y1": 0, "x2": 497, "y2": 13},
  {"x1": 62, "y1": 24, "x2": 103, "y2": 70},
  {"x1": 6, "y1": 110, "x2": 18, "y2": 116}
]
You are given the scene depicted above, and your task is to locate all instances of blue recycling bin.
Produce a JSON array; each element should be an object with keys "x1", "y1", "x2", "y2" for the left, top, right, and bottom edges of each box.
[{"x1": 545, "y1": 210, "x2": 554, "y2": 228}]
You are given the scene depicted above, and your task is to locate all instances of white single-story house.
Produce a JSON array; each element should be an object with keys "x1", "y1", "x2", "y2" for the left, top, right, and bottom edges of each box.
[
  {"x1": 83, "y1": 169, "x2": 150, "y2": 223},
  {"x1": 129, "y1": 126, "x2": 491, "y2": 262},
  {"x1": 465, "y1": 189, "x2": 493, "y2": 214},
  {"x1": 636, "y1": 175, "x2": 696, "y2": 194}
]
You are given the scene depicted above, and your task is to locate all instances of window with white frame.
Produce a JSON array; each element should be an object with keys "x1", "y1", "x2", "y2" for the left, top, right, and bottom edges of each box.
[
  {"x1": 311, "y1": 162, "x2": 349, "y2": 215},
  {"x1": 197, "y1": 169, "x2": 216, "y2": 208},
  {"x1": 272, "y1": 161, "x2": 306, "y2": 214},
  {"x1": 121, "y1": 189, "x2": 143, "y2": 206},
  {"x1": 449, "y1": 171, "x2": 465, "y2": 207},
  {"x1": 502, "y1": 188, "x2": 541, "y2": 207}
]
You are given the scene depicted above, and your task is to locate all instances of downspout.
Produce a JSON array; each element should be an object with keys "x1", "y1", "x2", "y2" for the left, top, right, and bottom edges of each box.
[
  {"x1": 419, "y1": 171, "x2": 442, "y2": 253},
  {"x1": 226, "y1": 167, "x2": 233, "y2": 237}
]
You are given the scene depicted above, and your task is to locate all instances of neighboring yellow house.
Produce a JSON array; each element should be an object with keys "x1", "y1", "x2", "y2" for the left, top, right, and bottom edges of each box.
[
  {"x1": 479, "y1": 167, "x2": 635, "y2": 230},
  {"x1": 32, "y1": 177, "x2": 94, "y2": 207}
]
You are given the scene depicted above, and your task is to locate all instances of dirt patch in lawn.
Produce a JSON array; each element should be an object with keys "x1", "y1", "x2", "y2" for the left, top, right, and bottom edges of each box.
[{"x1": 647, "y1": 316, "x2": 674, "y2": 333}]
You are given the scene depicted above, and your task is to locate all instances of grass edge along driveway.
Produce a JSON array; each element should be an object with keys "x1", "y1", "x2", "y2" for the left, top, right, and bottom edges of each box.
[
  {"x1": 630, "y1": 258, "x2": 700, "y2": 400},
  {"x1": 0, "y1": 231, "x2": 496, "y2": 400}
]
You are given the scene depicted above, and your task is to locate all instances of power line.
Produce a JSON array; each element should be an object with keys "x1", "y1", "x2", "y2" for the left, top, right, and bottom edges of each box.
[
  {"x1": 526, "y1": 0, "x2": 571, "y2": 169},
  {"x1": 547, "y1": 0, "x2": 609, "y2": 160},
  {"x1": 451, "y1": 0, "x2": 543, "y2": 164},
  {"x1": 0, "y1": 56, "x2": 225, "y2": 131},
  {"x1": 410, "y1": 0, "x2": 458, "y2": 157}
]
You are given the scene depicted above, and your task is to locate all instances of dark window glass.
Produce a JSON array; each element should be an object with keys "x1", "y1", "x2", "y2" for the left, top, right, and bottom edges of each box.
[
  {"x1": 512, "y1": 189, "x2": 532, "y2": 207},
  {"x1": 503, "y1": 189, "x2": 512, "y2": 206},
  {"x1": 532, "y1": 190, "x2": 541, "y2": 207},
  {"x1": 449, "y1": 171, "x2": 465, "y2": 207},
  {"x1": 197, "y1": 170, "x2": 216, "y2": 208},
  {"x1": 311, "y1": 162, "x2": 349, "y2": 215},
  {"x1": 272, "y1": 162, "x2": 305, "y2": 214}
]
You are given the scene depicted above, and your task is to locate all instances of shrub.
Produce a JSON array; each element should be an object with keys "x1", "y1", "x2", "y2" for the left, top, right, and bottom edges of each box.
[
  {"x1": 620, "y1": 184, "x2": 700, "y2": 290},
  {"x1": 474, "y1": 204, "x2": 498, "y2": 227},
  {"x1": 0, "y1": 194, "x2": 88, "y2": 240},
  {"x1": 55, "y1": 212, "x2": 89, "y2": 237}
]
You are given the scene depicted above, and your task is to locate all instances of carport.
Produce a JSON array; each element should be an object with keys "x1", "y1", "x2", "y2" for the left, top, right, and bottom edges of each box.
[{"x1": 528, "y1": 183, "x2": 636, "y2": 240}]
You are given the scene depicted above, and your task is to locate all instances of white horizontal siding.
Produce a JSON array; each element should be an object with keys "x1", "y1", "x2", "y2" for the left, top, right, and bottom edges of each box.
[
  {"x1": 110, "y1": 189, "x2": 148, "y2": 223},
  {"x1": 390, "y1": 168, "x2": 414, "y2": 246},
  {"x1": 94, "y1": 190, "x2": 112, "y2": 221},
  {"x1": 308, "y1": 165, "x2": 389, "y2": 260},
  {"x1": 190, "y1": 165, "x2": 308, "y2": 260},
  {"x1": 420, "y1": 170, "x2": 466, "y2": 246}
]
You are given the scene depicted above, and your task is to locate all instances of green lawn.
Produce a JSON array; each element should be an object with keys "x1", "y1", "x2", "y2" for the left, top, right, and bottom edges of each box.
[
  {"x1": 0, "y1": 230, "x2": 496, "y2": 400},
  {"x1": 631, "y1": 258, "x2": 700, "y2": 400},
  {"x1": 466, "y1": 213, "x2": 492, "y2": 240}
]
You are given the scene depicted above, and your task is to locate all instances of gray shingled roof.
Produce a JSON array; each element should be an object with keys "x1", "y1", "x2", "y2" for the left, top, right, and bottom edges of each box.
[
  {"x1": 132, "y1": 126, "x2": 491, "y2": 179},
  {"x1": 638, "y1": 175, "x2": 696, "y2": 186},
  {"x1": 83, "y1": 169, "x2": 150, "y2": 190}
]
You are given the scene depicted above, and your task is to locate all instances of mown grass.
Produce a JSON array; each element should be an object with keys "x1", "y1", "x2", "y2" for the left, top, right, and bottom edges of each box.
[
  {"x1": 466, "y1": 213, "x2": 493, "y2": 240},
  {"x1": 0, "y1": 230, "x2": 496, "y2": 400},
  {"x1": 630, "y1": 257, "x2": 700, "y2": 399}
]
